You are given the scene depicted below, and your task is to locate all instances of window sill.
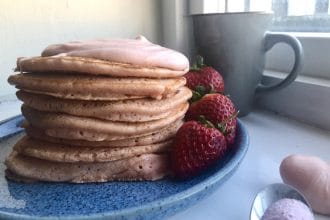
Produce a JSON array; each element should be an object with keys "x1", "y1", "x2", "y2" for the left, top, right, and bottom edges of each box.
[
  {"x1": 256, "y1": 70, "x2": 330, "y2": 131},
  {"x1": 284, "y1": 32, "x2": 330, "y2": 38}
]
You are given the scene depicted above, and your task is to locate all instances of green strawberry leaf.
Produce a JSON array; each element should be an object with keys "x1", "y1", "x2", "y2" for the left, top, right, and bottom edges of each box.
[
  {"x1": 190, "y1": 55, "x2": 206, "y2": 71},
  {"x1": 190, "y1": 91, "x2": 200, "y2": 103},
  {"x1": 190, "y1": 63, "x2": 199, "y2": 71},
  {"x1": 195, "y1": 85, "x2": 207, "y2": 95},
  {"x1": 189, "y1": 85, "x2": 208, "y2": 103},
  {"x1": 195, "y1": 55, "x2": 205, "y2": 68},
  {"x1": 198, "y1": 115, "x2": 215, "y2": 128},
  {"x1": 216, "y1": 111, "x2": 240, "y2": 135},
  {"x1": 216, "y1": 122, "x2": 227, "y2": 134}
]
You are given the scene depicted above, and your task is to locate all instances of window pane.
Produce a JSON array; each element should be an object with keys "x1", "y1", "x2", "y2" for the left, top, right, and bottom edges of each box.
[
  {"x1": 200, "y1": 0, "x2": 330, "y2": 32},
  {"x1": 271, "y1": 0, "x2": 330, "y2": 32},
  {"x1": 250, "y1": 0, "x2": 272, "y2": 12},
  {"x1": 203, "y1": 0, "x2": 226, "y2": 13},
  {"x1": 287, "y1": 0, "x2": 315, "y2": 16},
  {"x1": 228, "y1": 0, "x2": 245, "y2": 12}
]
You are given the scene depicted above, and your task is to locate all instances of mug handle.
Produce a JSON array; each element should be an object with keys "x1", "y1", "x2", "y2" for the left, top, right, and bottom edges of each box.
[{"x1": 256, "y1": 32, "x2": 304, "y2": 93}]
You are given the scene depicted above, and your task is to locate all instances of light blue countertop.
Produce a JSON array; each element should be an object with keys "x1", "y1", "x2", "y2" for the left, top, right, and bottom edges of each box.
[{"x1": 0, "y1": 100, "x2": 329, "y2": 220}]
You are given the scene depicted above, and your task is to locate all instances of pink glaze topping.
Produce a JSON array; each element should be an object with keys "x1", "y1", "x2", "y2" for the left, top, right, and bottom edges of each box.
[{"x1": 41, "y1": 36, "x2": 189, "y2": 71}]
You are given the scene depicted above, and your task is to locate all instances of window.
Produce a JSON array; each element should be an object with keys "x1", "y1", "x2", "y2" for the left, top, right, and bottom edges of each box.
[
  {"x1": 272, "y1": 0, "x2": 330, "y2": 32},
  {"x1": 190, "y1": 0, "x2": 330, "y2": 32}
]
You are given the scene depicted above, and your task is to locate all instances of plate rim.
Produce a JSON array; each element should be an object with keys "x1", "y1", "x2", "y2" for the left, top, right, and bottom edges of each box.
[{"x1": 0, "y1": 117, "x2": 249, "y2": 220}]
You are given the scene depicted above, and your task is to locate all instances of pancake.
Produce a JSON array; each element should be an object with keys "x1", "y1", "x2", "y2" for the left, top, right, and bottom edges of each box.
[
  {"x1": 22, "y1": 89, "x2": 144, "y2": 101},
  {"x1": 5, "y1": 170, "x2": 36, "y2": 183},
  {"x1": 21, "y1": 104, "x2": 188, "y2": 141},
  {"x1": 6, "y1": 36, "x2": 189, "y2": 183},
  {"x1": 8, "y1": 73, "x2": 186, "y2": 100},
  {"x1": 16, "y1": 36, "x2": 189, "y2": 78},
  {"x1": 5, "y1": 151, "x2": 169, "y2": 183},
  {"x1": 16, "y1": 87, "x2": 192, "y2": 122},
  {"x1": 25, "y1": 120, "x2": 183, "y2": 147},
  {"x1": 14, "y1": 136, "x2": 172, "y2": 163}
]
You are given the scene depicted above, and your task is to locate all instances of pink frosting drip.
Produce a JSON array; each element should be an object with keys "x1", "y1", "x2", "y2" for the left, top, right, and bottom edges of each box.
[{"x1": 42, "y1": 36, "x2": 189, "y2": 71}]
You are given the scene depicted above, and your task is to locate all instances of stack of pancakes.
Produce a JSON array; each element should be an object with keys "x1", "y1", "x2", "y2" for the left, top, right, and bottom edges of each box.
[{"x1": 5, "y1": 36, "x2": 191, "y2": 183}]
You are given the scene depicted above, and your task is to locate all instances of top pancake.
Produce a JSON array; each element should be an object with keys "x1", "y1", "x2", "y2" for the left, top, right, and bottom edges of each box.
[
  {"x1": 16, "y1": 36, "x2": 189, "y2": 78},
  {"x1": 8, "y1": 73, "x2": 186, "y2": 100}
]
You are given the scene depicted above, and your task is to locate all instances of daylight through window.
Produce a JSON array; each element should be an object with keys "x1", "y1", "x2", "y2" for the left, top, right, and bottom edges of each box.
[{"x1": 217, "y1": 0, "x2": 330, "y2": 32}]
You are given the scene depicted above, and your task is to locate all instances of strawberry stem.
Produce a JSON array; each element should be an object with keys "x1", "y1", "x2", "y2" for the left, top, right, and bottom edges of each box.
[
  {"x1": 216, "y1": 111, "x2": 239, "y2": 134},
  {"x1": 198, "y1": 115, "x2": 215, "y2": 128},
  {"x1": 190, "y1": 63, "x2": 199, "y2": 71},
  {"x1": 190, "y1": 85, "x2": 208, "y2": 103},
  {"x1": 195, "y1": 85, "x2": 207, "y2": 95},
  {"x1": 190, "y1": 90, "x2": 202, "y2": 103},
  {"x1": 190, "y1": 55, "x2": 205, "y2": 71},
  {"x1": 196, "y1": 55, "x2": 205, "y2": 68}
]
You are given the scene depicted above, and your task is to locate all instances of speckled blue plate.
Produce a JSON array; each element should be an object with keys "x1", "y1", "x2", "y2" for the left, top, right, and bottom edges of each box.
[{"x1": 0, "y1": 116, "x2": 249, "y2": 220}]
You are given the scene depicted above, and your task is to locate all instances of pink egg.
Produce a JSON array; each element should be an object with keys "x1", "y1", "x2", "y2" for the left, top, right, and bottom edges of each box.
[{"x1": 280, "y1": 154, "x2": 330, "y2": 215}]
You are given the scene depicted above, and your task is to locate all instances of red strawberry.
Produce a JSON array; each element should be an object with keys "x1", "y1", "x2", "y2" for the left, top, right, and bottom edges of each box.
[
  {"x1": 186, "y1": 93, "x2": 237, "y2": 145},
  {"x1": 171, "y1": 120, "x2": 227, "y2": 179},
  {"x1": 184, "y1": 56, "x2": 224, "y2": 93}
]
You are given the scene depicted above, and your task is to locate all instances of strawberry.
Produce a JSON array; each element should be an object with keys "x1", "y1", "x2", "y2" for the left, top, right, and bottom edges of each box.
[
  {"x1": 184, "y1": 56, "x2": 224, "y2": 93},
  {"x1": 171, "y1": 120, "x2": 227, "y2": 179},
  {"x1": 186, "y1": 93, "x2": 237, "y2": 145}
]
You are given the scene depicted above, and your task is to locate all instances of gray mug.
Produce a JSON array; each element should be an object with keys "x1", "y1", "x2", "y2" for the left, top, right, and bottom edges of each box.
[{"x1": 192, "y1": 12, "x2": 303, "y2": 116}]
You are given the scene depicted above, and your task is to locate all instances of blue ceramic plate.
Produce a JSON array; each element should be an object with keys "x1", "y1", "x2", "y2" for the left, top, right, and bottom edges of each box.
[{"x1": 0, "y1": 116, "x2": 249, "y2": 220}]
